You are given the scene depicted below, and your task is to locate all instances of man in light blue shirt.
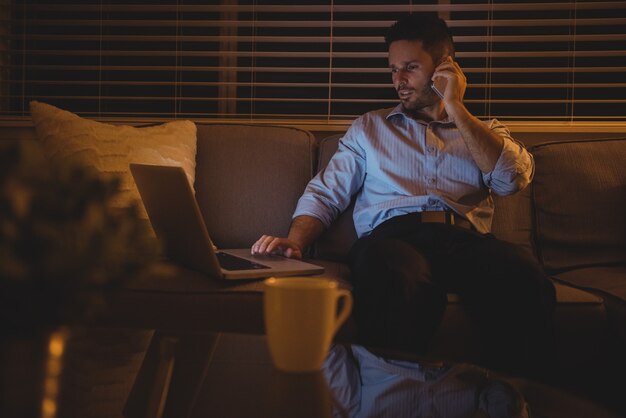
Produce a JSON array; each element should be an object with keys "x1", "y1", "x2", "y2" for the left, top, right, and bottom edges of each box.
[
  {"x1": 292, "y1": 106, "x2": 532, "y2": 237},
  {"x1": 253, "y1": 13, "x2": 555, "y2": 380}
]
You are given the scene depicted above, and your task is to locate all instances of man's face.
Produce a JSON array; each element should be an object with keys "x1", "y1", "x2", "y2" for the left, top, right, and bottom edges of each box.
[{"x1": 388, "y1": 39, "x2": 440, "y2": 111}]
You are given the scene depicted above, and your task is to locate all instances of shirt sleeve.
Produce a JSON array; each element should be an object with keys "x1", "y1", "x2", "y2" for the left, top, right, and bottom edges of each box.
[
  {"x1": 482, "y1": 119, "x2": 535, "y2": 196},
  {"x1": 293, "y1": 118, "x2": 367, "y2": 227}
]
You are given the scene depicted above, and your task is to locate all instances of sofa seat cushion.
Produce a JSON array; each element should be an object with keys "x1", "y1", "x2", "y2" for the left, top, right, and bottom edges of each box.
[
  {"x1": 554, "y1": 266, "x2": 626, "y2": 346},
  {"x1": 530, "y1": 138, "x2": 626, "y2": 272},
  {"x1": 553, "y1": 266, "x2": 626, "y2": 302}
]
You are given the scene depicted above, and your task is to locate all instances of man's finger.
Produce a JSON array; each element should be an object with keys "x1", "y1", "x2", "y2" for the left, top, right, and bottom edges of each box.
[{"x1": 252, "y1": 235, "x2": 273, "y2": 254}]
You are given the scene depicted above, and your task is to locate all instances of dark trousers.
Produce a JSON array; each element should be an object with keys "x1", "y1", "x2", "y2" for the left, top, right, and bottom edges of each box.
[{"x1": 348, "y1": 213, "x2": 556, "y2": 379}]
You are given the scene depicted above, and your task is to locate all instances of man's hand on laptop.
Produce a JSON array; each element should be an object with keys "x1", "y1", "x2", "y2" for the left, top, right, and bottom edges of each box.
[{"x1": 251, "y1": 235, "x2": 303, "y2": 259}]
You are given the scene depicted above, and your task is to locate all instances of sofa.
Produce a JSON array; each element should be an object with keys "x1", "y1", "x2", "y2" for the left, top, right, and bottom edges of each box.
[{"x1": 2, "y1": 121, "x2": 625, "y2": 414}]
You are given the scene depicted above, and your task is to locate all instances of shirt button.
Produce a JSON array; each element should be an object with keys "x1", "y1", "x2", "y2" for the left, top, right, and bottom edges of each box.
[
  {"x1": 427, "y1": 177, "x2": 435, "y2": 185},
  {"x1": 428, "y1": 198, "x2": 437, "y2": 206},
  {"x1": 427, "y1": 145, "x2": 436, "y2": 154}
]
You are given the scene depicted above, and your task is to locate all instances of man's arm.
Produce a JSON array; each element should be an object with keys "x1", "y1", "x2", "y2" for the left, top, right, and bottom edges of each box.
[
  {"x1": 448, "y1": 106, "x2": 504, "y2": 173},
  {"x1": 252, "y1": 119, "x2": 366, "y2": 259},
  {"x1": 251, "y1": 215, "x2": 325, "y2": 259},
  {"x1": 434, "y1": 57, "x2": 504, "y2": 173},
  {"x1": 449, "y1": 103, "x2": 534, "y2": 196}
]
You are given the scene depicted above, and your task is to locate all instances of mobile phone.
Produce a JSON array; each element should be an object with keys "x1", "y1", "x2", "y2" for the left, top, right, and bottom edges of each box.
[
  {"x1": 431, "y1": 79, "x2": 445, "y2": 99},
  {"x1": 431, "y1": 56, "x2": 449, "y2": 98}
]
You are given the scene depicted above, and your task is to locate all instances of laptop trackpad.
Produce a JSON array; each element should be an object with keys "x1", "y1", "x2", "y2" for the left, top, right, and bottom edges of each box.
[{"x1": 216, "y1": 252, "x2": 270, "y2": 271}]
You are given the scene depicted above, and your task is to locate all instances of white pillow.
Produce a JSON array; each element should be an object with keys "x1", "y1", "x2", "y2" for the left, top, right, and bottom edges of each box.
[{"x1": 29, "y1": 101, "x2": 197, "y2": 227}]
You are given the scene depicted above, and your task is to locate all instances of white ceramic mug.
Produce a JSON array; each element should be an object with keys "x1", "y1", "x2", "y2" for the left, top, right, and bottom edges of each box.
[{"x1": 263, "y1": 277, "x2": 353, "y2": 373}]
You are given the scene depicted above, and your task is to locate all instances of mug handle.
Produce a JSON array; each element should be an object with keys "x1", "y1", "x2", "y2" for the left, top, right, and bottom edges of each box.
[{"x1": 333, "y1": 290, "x2": 353, "y2": 336}]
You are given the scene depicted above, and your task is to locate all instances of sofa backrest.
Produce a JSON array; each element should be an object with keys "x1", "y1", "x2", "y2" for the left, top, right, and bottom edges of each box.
[
  {"x1": 313, "y1": 133, "x2": 538, "y2": 261},
  {"x1": 529, "y1": 137, "x2": 626, "y2": 273},
  {"x1": 194, "y1": 123, "x2": 316, "y2": 249}
]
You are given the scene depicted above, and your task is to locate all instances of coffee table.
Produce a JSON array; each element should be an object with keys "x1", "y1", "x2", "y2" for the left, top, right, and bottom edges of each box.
[{"x1": 124, "y1": 332, "x2": 620, "y2": 418}]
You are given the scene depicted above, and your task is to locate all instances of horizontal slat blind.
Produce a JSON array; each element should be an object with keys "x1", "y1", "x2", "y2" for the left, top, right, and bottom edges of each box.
[{"x1": 1, "y1": 1, "x2": 625, "y2": 121}]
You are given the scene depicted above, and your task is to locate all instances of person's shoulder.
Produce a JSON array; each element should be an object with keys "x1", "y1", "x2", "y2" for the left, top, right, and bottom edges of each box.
[
  {"x1": 343, "y1": 107, "x2": 400, "y2": 146},
  {"x1": 353, "y1": 106, "x2": 399, "y2": 126},
  {"x1": 366, "y1": 106, "x2": 398, "y2": 120}
]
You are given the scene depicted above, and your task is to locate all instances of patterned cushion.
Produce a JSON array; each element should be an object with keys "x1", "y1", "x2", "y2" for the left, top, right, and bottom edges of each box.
[{"x1": 30, "y1": 101, "x2": 197, "y2": 228}]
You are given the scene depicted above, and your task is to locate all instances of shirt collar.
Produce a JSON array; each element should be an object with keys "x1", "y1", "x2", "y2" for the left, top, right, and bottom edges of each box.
[
  {"x1": 386, "y1": 103, "x2": 455, "y2": 126},
  {"x1": 386, "y1": 103, "x2": 408, "y2": 119}
]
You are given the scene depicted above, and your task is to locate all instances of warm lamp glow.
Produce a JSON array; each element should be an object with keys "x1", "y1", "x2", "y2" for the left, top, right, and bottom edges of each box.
[
  {"x1": 41, "y1": 328, "x2": 69, "y2": 418},
  {"x1": 48, "y1": 336, "x2": 65, "y2": 357}
]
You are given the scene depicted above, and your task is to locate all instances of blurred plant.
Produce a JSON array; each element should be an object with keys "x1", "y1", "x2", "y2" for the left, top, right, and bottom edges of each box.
[{"x1": 0, "y1": 141, "x2": 157, "y2": 337}]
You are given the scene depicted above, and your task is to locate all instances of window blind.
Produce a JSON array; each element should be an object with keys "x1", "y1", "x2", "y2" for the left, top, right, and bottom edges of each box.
[{"x1": 1, "y1": 0, "x2": 625, "y2": 122}]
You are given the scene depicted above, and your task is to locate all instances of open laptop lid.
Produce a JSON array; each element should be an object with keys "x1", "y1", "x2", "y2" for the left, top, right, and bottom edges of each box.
[{"x1": 129, "y1": 163, "x2": 324, "y2": 280}]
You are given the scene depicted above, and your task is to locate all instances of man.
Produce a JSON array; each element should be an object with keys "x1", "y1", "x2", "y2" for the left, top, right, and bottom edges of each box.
[{"x1": 252, "y1": 13, "x2": 555, "y2": 379}]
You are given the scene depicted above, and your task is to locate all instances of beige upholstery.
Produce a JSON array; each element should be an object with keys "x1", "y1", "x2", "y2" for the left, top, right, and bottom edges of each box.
[
  {"x1": 531, "y1": 138, "x2": 626, "y2": 271},
  {"x1": 491, "y1": 188, "x2": 536, "y2": 260},
  {"x1": 194, "y1": 124, "x2": 316, "y2": 249}
]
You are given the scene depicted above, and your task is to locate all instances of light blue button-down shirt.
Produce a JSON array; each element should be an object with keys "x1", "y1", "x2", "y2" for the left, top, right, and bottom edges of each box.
[{"x1": 293, "y1": 104, "x2": 534, "y2": 236}]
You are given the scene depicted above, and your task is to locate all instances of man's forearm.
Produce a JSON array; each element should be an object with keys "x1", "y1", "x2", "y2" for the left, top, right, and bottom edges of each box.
[
  {"x1": 448, "y1": 104, "x2": 504, "y2": 173},
  {"x1": 288, "y1": 215, "x2": 326, "y2": 252}
]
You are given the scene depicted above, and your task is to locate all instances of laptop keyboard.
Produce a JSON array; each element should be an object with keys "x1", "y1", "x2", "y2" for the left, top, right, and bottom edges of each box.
[{"x1": 217, "y1": 252, "x2": 270, "y2": 271}]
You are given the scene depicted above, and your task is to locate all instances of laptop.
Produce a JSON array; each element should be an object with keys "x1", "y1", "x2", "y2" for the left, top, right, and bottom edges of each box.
[{"x1": 129, "y1": 163, "x2": 324, "y2": 280}]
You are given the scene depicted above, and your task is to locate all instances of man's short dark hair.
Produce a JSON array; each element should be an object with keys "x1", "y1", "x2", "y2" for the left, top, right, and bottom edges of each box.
[{"x1": 385, "y1": 13, "x2": 455, "y2": 62}]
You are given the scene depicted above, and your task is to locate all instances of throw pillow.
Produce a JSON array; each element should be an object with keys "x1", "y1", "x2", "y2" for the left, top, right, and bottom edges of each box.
[{"x1": 29, "y1": 101, "x2": 197, "y2": 231}]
